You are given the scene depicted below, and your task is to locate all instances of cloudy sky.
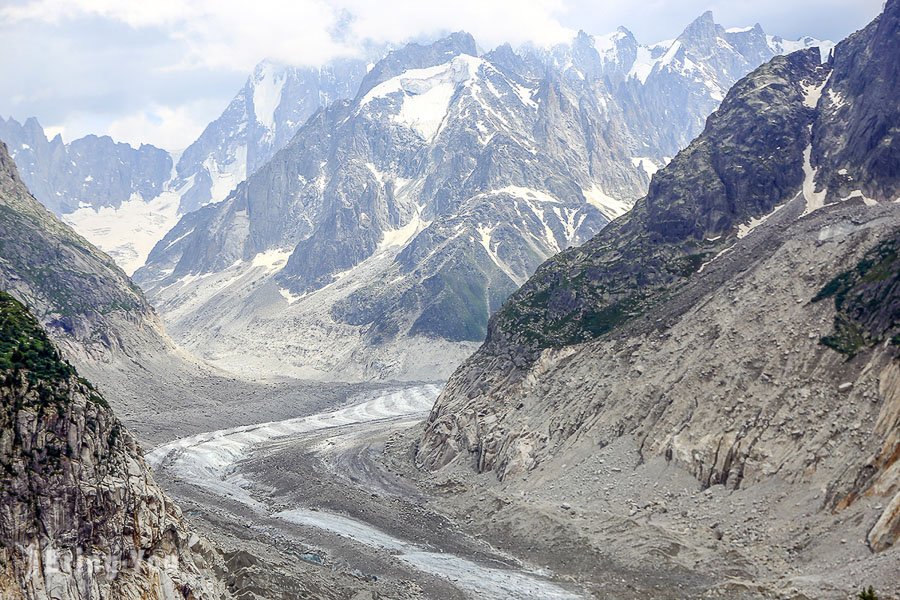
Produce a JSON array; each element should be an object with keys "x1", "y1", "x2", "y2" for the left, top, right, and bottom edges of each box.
[{"x1": 0, "y1": 0, "x2": 883, "y2": 151}]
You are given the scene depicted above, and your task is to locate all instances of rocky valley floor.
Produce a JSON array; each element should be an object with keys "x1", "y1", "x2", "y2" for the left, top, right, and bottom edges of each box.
[{"x1": 135, "y1": 379, "x2": 900, "y2": 599}]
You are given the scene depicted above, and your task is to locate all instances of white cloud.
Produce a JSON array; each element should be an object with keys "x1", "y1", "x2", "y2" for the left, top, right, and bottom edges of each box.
[
  {"x1": 340, "y1": 0, "x2": 574, "y2": 49},
  {"x1": 1, "y1": 0, "x2": 884, "y2": 150},
  {"x1": 2, "y1": 0, "x2": 574, "y2": 73},
  {"x1": 43, "y1": 125, "x2": 66, "y2": 141},
  {"x1": 105, "y1": 102, "x2": 219, "y2": 151},
  {"x1": 3, "y1": 0, "x2": 349, "y2": 71}
]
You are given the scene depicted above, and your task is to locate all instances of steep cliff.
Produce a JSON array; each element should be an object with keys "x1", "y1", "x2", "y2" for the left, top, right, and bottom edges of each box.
[
  {"x1": 0, "y1": 291, "x2": 227, "y2": 599},
  {"x1": 0, "y1": 138, "x2": 164, "y2": 360}
]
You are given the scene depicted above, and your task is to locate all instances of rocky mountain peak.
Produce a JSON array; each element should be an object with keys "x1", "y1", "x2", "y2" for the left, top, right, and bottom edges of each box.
[
  {"x1": 22, "y1": 116, "x2": 43, "y2": 136},
  {"x1": 355, "y1": 31, "x2": 478, "y2": 99},
  {"x1": 573, "y1": 29, "x2": 592, "y2": 44},
  {"x1": 481, "y1": 42, "x2": 532, "y2": 75},
  {"x1": 678, "y1": 10, "x2": 720, "y2": 44},
  {"x1": 0, "y1": 140, "x2": 21, "y2": 183}
]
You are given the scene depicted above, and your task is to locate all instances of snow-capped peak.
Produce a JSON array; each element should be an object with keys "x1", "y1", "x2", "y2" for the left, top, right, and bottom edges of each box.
[{"x1": 361, "y1": 54, "x2": 485, "y2": 140}]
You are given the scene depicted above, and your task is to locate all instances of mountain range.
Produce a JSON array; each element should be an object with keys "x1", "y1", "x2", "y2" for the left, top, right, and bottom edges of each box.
[
  {"x1": 129, "y1": 14, "x2": 831, "y2": 381},
  {"x1": 1, "y1": 56, "x2": 374, "y2": 274},
  {"x1": 0, "y1": 2, "x2": 896, "y2": 598}
]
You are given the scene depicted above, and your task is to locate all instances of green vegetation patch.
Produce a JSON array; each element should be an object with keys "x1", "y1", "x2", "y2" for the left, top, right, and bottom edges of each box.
[
  {"x1": 0, "y1": 291, "x2": 75, "y2": 383},
  {"x1": 813, "y1": 229, "x2": 900, "y2": 356}
]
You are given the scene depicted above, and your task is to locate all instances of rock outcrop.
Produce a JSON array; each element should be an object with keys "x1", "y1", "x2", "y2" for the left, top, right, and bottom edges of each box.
[
  {"x1": 0, "y1": 116, "x2": 171, "y2": 217},
  {"x1": 0, "y1": 291, "x2": 227, "y2": 599}
]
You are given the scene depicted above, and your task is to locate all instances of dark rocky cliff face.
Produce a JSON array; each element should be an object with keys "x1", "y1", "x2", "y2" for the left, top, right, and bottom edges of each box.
[
  {"x1": 0, "y1": 292, "x2": 226, "y2": 600},
  {"x1": 814, "y1": 0, "x2": 900, "y2": 202}
]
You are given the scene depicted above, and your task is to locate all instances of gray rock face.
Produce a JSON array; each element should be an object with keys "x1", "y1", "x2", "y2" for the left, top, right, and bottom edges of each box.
[
  {"x1": 418, "y1": 0, "x2": 900, "y2": 562},
  {"x1": 0, "y1": 292, "x2": 227, "y2": 600},
  {"x1": 0, "y1": 116, "x2": 172, "y2": 216},
  {"x1": 354, "y1": 32, "x2": 476, "y2": 98},
  {"x1": 525, "y1": 13, "x2": 831, "y2": 161},
  {"x1": 136, "y1": 15, "x2": 824, "y2": 381},
  {"x1": 813, "y1": 1, "x2": 900, "y2": 202},
  {"x1": 479, "y1": 48, "x2": 827, "y2": 353},
  {"x1": 173, "y1": 56, "x2": 374, "y2": 214}
]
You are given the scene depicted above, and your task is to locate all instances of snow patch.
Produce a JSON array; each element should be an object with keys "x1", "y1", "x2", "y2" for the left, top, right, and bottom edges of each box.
[
  {"x1": 827, "y1": 88, "x2": 847, "y2": 108},
  {"x1": 365, "y1": 162, "x2": 384, "y2": 184},
  {"x1": 801, "y1": 76, "x2": 829, "y2": 109},
  {"x1": 800, "y1": 144, "x2": 827, "y2": 217},
  {"x1": 362, "y1": 55, "x2": 484, "y2": 141},
  {"x1": 514, "y1": 83, "x2": 539, "y2": 110},
  {"x1": 163, "y1": 227, "x2": 196, "y2": 251},
  {"x1": 249, "y1": 248, "x2": 292, "y2": 271},
  {"x1": 840, "y1": 190, "x2": 878, "y2": 207},
  {"x1": 203, "y1": 145, "x2": 248, "y2": 204},
  {"x1": 63, "y1": 190, "x2": 183, "y2": 275},
  {"x1": 378, "y1": 205, "x2": 429, "y2": 251},
  {"x1": 737, "y1": 202, "x2": 787, "y2": 238},
  {"x1": 252, "y1": 63, "x2": 286, "y2": 130},
  {"x1": 279, "y1": 287, "x2": 303, "y2": 304},
  {"x1": 498, "y1": 186, "x2": 560, "y2": 204},
  {"x1": 628, "y1": 46, "x2": 655, "y2": 83},
  {"x1": 659, "y1": 40, "x2": 682, "y2": 67},
  {"x1": 477, "y1": 223, "x2": 524, "y2": 285},
  {"x1": 696, "y1": 246, "x2": 733, "y2": 274},
  {"x1": 583, "y1": 183, "x2": 630, "y2": 220},
  {"x1": 630, "y1": 157, "x2": 659, "y2": 178}
]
